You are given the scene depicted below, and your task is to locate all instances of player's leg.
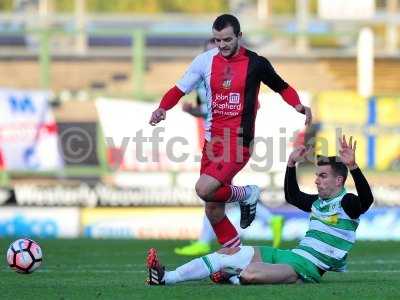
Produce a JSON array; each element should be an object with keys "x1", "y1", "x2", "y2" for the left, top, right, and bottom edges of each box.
[
  {"x1": 238, "y1": 246, "x2": 300, "y2": 284},
  {"x1": 195, "y1": 174, "x2": 241, "y2": 248},
  {"x1": 194, "y1": 141, "x2": 258, "y2": 248},
  {"x1": 243, "y1": 246, "x2": 322, "y2": 284},
  {"x1": 239, "y1": 262, "x2": 300, "y2": 284},
  {"x1": 198, "y1": 141, "x2": 259, "y2": 229},
  {"x1": 147, "y1": 246, "x2": 256, "y2": 285},
  {"x1": 174, "y1": 214, "x2": 214, "y2": 256},
  {"x1": 197, "y1": 171, "x2": 260, "y2": 230},
  {"x1": 205, "y1": 201, "x2": 242, "y2": 248}
]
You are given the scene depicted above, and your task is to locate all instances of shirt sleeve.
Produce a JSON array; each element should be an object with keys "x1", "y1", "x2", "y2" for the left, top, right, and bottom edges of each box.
[
  {"x1": 341, "y1": 168, "x2": 374, "y2": 219},
  {"x1": 257, "y1": 56, "x2": 289, "y2": 93},
  {"x1": 176, "y1": 53, "x2": 205, "y2": 94},
  {"x1": 279, "y1": 85, "x2": 301, "y2": 107},
  {"x1": 284, "y1": 166, "x2": 318, "y2": 212},
  {"x1": 159, "y1": 86, "x2": 185, "y2": 111}
]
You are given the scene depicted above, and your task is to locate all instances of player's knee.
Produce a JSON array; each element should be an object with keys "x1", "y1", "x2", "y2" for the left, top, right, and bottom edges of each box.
[
  {"x1": 195, "y1": 183, "x2": 213, "y2": 201},
  {"x1": 286, "y1": 273, "x2": 300, "y2": 284},
  {"x1": 239, "y1": 269, "x2": 256, "y2": 284}
]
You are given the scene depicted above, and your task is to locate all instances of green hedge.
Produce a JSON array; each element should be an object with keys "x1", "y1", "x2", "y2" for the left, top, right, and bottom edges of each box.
[
  {"x1": 0, "y1": 0, "x2": 12, "y2": 11},
  {"x1": 55, "y1": 0, "x2": 228, "y2": 13},
  {"x1": 0, "y1": 0, "x2": 320, "y2": 14},
  {"x1": 271, "y1": 0, "x2": 318, "y2": 15}
]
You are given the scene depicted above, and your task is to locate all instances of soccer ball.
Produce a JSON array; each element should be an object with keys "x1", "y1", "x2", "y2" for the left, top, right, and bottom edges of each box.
[{"x1": 6, "y1": 238, "x2": 43, "y2": 274}]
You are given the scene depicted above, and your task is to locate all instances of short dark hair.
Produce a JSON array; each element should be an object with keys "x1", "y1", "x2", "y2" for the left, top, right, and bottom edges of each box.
[
  {"x1": 317, "y1": 155, "x2": 348, "y2": 184},
  {"x1": 212, "y1": 14, "x2": 241, "y2": 37}
]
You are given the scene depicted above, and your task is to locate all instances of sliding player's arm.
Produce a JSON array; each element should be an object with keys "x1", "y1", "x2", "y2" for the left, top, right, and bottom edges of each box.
[
  {"x1": 284, "y1": 146, "x2": 318, "y2": 212},
  {"x1": 338, "y1": 135, "x2": 374, "y2": 218},
  {"x1": 341, "y1": 167, "x2": 374, "y2": 219}
]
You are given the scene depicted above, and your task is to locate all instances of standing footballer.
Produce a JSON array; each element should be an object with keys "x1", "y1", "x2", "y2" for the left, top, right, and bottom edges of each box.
[{"x1": 149, "y1": 14, "x2": 312, "y2": 249}]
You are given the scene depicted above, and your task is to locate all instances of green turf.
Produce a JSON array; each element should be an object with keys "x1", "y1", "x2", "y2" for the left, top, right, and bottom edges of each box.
[{"x1": 0, "y1": 239, "x2": 399, "y2": 300}]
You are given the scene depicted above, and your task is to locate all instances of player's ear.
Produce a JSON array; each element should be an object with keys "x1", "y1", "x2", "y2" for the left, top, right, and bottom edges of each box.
[
  {"x1": 336, "y1": 175, "x2": 344, "y2": 186},
  {"x1": 237, "y1": 32, "x2": 242, "y2": 39}
]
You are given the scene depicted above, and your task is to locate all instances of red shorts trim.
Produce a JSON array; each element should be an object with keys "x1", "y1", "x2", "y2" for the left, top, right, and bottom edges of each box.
[{"x1": 200, "y1": 140, "x2": 251, "y2": 185}]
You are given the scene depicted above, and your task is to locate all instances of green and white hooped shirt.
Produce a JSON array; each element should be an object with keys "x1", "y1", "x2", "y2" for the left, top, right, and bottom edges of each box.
[{"x1": 292, "y1": 188, "x2": 359, "y2": 272}]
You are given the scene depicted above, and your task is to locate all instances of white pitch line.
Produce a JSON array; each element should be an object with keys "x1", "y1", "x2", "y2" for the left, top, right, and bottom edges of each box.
[
  {"x1": 1, "y1": 269, "x2": 146, "y2": 274},
  {"x1": 348, "y1": 270, "x2": 400, "y2": 273},
  {"x1": 349, "y1": 260, "x2": 400, "y2": 265},
  {"x1": 72, "y1": 264, "x2": 145, "y2": 268}
]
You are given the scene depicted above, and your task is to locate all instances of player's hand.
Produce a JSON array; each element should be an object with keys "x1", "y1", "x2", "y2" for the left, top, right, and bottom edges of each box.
[
  {"x1": 288, "y1": 145, "x2": 312, "y2": 167},
  {"x1": 295, "y1": 104, "x2": 312, "y2": 127},
  {"x1": 339, "y1": 135, "x2": 358, "y2": 170},
  {"x1": 182, "y1": 102, "x2": 193, "y2": 113},
  {"x1": 149, "y1": 108, "x2": 166, "y2": 126}
]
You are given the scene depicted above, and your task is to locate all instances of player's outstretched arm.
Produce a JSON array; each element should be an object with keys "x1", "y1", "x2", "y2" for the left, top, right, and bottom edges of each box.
[
  {"x1": 285, "y1": 146, "x2": 318, "y2": 212},
  {"x1": 149, "y1": 86, "x2": 185, "y2": 126},
  {"x1": 257, "y1": 56, "x2": 312, "y2": 126},
  {"x1": 280, "y1": 85, "x2": 312, "y2": 126}
]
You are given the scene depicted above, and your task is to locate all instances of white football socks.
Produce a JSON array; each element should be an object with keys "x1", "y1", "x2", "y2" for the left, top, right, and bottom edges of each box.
[
  {"x1": 163, "y1": 247, "x2": 254, "y2": 285},
  {"x1": 163, "y1": 257, "x2": 210, "y2": 284}
]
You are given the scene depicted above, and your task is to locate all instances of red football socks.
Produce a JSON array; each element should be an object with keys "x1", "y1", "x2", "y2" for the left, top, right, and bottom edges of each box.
[
  {"x1": 212, "y1": 216, "x2": 241, "y2": 247},
  {"x1": 213, "y1": 185, "x2": 248, "y2": 202}
]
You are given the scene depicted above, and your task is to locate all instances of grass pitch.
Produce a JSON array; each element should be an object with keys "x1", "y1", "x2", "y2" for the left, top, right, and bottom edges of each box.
[{"x1": 0, "y1": 239, "x2": 399, "y2": 300}]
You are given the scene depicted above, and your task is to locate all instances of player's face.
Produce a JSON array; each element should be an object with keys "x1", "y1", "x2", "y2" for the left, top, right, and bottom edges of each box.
[
  {"x1": 315, "y1": 165, "x2": 343, "y2": 199},
  {"x1": 212, "y1": 26, "x2": 241, "y2": 58}
]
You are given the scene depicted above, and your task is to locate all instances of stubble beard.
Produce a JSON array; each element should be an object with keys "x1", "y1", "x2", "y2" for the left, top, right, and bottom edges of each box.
[{"x1": 221, "y1": 42, "x2": 239, "y2": 59}]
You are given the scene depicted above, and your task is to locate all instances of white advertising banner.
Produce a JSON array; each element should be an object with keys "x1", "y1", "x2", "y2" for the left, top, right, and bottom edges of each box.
[
  {"x1": 318, "y1": 0, "x2": 375, "y2": 20},
  {"x1": 249, "y1": 91, "x2": 310, "y2": 173},
  {"x1": 96, "y1": 98, "x2": 201, "y2": 171},
  {"x1": 0, "y1": 89, "x2": 63, "y2": 170},
  {"x1": 0, "y1": 207, "x2": 80, "y2": 238}
]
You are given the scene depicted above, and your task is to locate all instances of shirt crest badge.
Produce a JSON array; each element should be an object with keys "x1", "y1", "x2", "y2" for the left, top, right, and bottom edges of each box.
[
  {"x1": 221, "y1": 65, "x2": 233, "y2": 90},
  {"x1": 222, "y1": 79, "x2": 231, "y2": 89}
]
